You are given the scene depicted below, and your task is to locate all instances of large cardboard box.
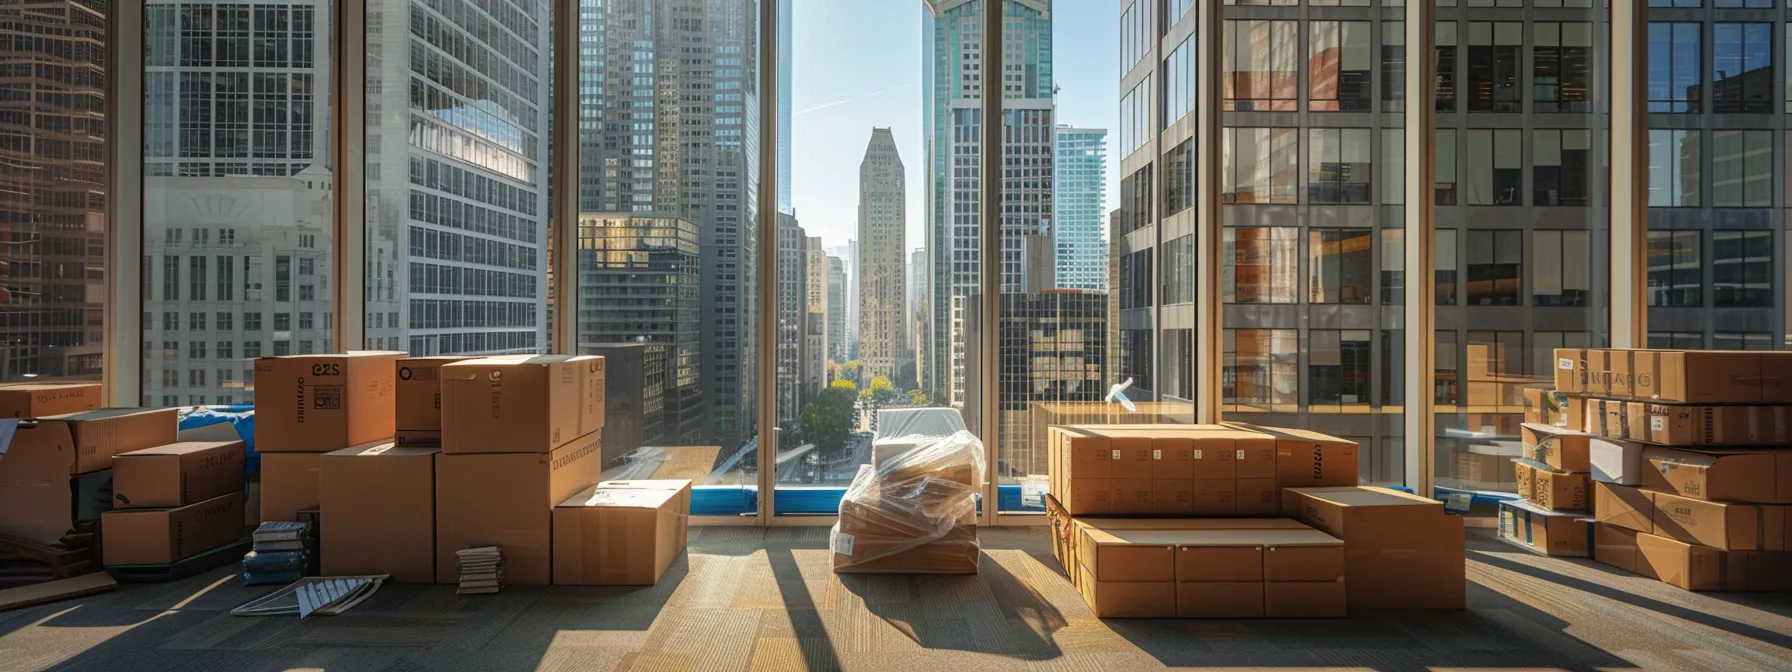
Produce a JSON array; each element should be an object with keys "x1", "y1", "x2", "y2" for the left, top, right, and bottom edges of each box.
[
  {"x1": 0, "y1": 383, "x2": 100, "y2": 418},
  {"x1": 1588, "y1": 399, "x2": 1792, "y2": 447},
  {"x1": 0, "y1": 408, "x2": 179, "y2": 543},
  {"x1": 319, "y1": 443, "x2": 439, "y2": 583},
  {"x1": 1053, "y1": 513, "x2": 1312, "y2": 578},
  {"x1": 1640, "y1": 447, "x2": 1792, "y2": 504},
  {"x1": 1595, "y1": 482, "x2": 1655, "y2": 533},
  {"x1": 254, "y1": 352, "x2": 403, "y2": 453},
  {"x1": 261, "y1": 452, "x2": 324, "y2": 523},
  {"x1": 1520, "y1": 423, "x2": 1590, "y2": 473},
  {"x1": 394, "y1": 356, "x2": 477, "y2": 446},
  {"x1": 552, "y1": 479, "x2": 691, "y2": 586},
  {"x1": 1282, "y1": 487, "x2": 1465, "y2": 610},
  {"x1": 100, "y1": 492, "x2": 244, "y2": 565},
  {"x1": 1635, "y1": 531, "x2": 1792, "y2": 591},
  {"x1": 1594, "y1": 523, "x2": 1642, "y2": 574},
  {"x1": 1223, "y1": 423, "x2": 1359, "y2": 489},
  {"x1": 1629, "y1": 350, "x2": 1792, "y2": 404},
  {"x1": 1649, "y1": 492, "x2": 1788, "y2": 551},
  {"x1": 1498, "y1": 499, "x2": 1592, "y2": 557},
  {"x1": 1588, "y1": 436, "x2": 1646, "y2": 486},
  {"x1": 833, "y1": 525, "x2": 980, "y2": 575},
  {"x1": 111, "y1": 441, "x2": 245, "y2": 509},
  {"x1": 435, "y1": 431, "x2": 605, "y2": 585},
  {"x1": 441, "y1": 355, "x2": 592, "y2": 454},
  {"x1": 1074, "y1": 521, "x2": 1345, "y2": 619},
  {"x1": 1515, "y1": 459, "x2": 1589, "y2": 512}
]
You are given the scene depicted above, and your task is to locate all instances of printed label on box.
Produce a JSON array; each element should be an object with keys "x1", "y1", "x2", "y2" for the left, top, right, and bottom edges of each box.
[
  {"x1": 834, "y1": 533, "x2": 855, "y2": 556},
  {"x1": 1153, "y1": 449, "x2": 1162, "y2": 460},
  {"x1": 1235, "y1": 449, "x2": 1244, "y2": 460},
  {"x1": 1652, "y1": 417, "x2": 1664, "y2": 431},
  {"x1": 1111, "y1": 450, "x2": 1120, "y2": 460},
  {"x1": 1193, "y1": 449, "x2": 1203, "y2": 459},
  {"x1": 1559, "y1": 358, "x2": 1574, "y2": 370}
]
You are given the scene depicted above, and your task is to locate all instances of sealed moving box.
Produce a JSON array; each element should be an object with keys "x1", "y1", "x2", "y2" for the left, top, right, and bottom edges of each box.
[
  {"x1": 1498, "y1": 499, "x2": 1593, "y2": 557},
  {"x1": 1585, "y1": 399, "x2": 1792, "y2": 447},
  {"x1": 1521, "y1": 387, "x2": 1583, "y2": 431},
  {"x1": 1648, "y1": 492, "x2": 1788, "y2": 551},
  {"x1": 573, "y1": 355, "x2": 606, "y2": 437},
  {"x1": 320, "y1": 443, "x2": 439, "y2": 583},
  {"x1": 1514, "y1": 459, "x2": 1589, "y2": 512},
  {"x1": 1043, "y1": 493, "x2": 1311, "y2": 577},
  {"x1": 1046, "y1": 424, "x2": 1342, "y2": 517},
  {"x1": 551, "y1": 479, "x2": 691, "y2": 586},
  {"x1": 1640, "y1": 447, "x2": 1792, "y2": 503},
  {"x1": 1595, "y1": 482, "x2": 1655, "y2": 533},
  {"x1": 1555, "y1": 348, "x2": 1792, "y2": 403},
  {"x1": 1072, "y1": 520, "x2": 1345, "y2": 619},
  {"x1": 260, "y1": 452, "x2": 324, "y2": 522},
  {"x1": 833, "y1": 431, "x2": 983, "y2": 575},
  {"x1": 1520, "y1": 423, "x2": 1591, "y2": 472},
  {"x1": 1221, "y1": 423, "x2": 1359, "y2": 490},
  {"x1": 394, "y1": 356, "x2": 477, "y2": 446},
  {"x1": 1282, "y1": 487, "x2": 1465, "y2": 610},
  {"x1": 0, "y1": 383, "x2": 100, "y2": 418},
  {"x1": 435, "y1": 431, "x2": 605, "y2": 585},
  {"x1": 1594, "y1": 523, "x2": 1643, "y2": 573},
  {"x1": 101, "y1": 492, "x2": 244, "y2": 565},
  {"x1": 1634, "y1": 532, "x2": 1792, "y2": 591},
  {"x1": 0, "y1": 408, "x2": 179, "y2": 543},
  {"x1": 112, "y1": 441, "x2": 246, "y2": 509},
  {"x1": 440, "y1": 355, "x2": 603, "y2": 454},
  {"x1": 254, "y1": 352, "x2": 404, "y2": 453}
]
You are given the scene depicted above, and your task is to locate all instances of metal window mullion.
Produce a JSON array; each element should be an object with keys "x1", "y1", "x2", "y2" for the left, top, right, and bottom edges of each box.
[
  {"x1": 1194, "y1": 0, "x2": 1223, "y2": 424},
  {"x1": 553, "y1": 0, "x2": 579, "y2": 355},
  {"x1": 1401, "y1": 2, "x2": 1436, "y2": 494},
  {"x1": 106, "y1": 0, "x2": 147, "y2": 406},
  {"x1": 335, "y1": 0, "x2": 367, "y2": 352},
  {"x1": 756, "y1": 0, "x2": 781, "y2": 524},
  {"x1": 1611, "y1": 2, "x2": 1648, "y2": 348},
  {"x1": 979, "y1": 0, "x2": 1002, "y2": 527}
]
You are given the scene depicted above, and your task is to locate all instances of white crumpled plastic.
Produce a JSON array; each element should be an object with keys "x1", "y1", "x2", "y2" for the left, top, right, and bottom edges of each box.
[{"x1": 829, "y1": 429, "x2": 985, "y2": 569}]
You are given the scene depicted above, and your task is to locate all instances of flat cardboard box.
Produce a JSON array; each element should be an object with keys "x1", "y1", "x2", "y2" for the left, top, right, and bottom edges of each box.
[
  {"x1": 1499, "y1": 499, "x2": 1593, "y2": 557},
  {"x1": 1594, "y1": 523, "x2": 1643, "y2": 574},
  {"x1": 100, "y1": 492, "x2": 244, "y2": 565},
  {"x1": 254, "y1": 352, "x2": 403, "y2": 453},
  {"x1": 260, "y1": 452, "x2": 324, "y2": 523},
  {"x1": 0, "y1": 383, "x2": 100, "y2": 418},
  {"x1": 0, "y1": 409, "x2": 180, "y2": 544},
  {"x1": 1640, "y1": 447, "x2": 1792, "y2": 504},
  {"x1": 1520, "y1": 423, "x2": 1591, "y2": 473},
  {"x1": 319, "y1": 443, "x2": 439, "y2": 583},
  {"x1": 435, "y1": 431, "x2": 606, "y2": 585},
  {"x1": 1649, "y1": 492, "x2": 1788, "y2": 551},
  {"x1": 1595, "y1": 482, "x2": 1655, "y2": 533},
  {"x1": 1223, "y1": 422, "x2": 1359, "y2": 489},
  {"x1": 1055, "y1": 514, "x2": 1311, "y2": 577},
  {"x1": 1075, "y1": 520, "x2": 1343, "y2": 618},
  {"x1": 394, "y1": 356, "x2": 478, "y2": 446},
  {"x1": 1587, "y1": 399, "x2": 1792, "y2": 447},
  {"x1": 1282, "y1": 487, "x2": 1466, "y2": 610},
  {"x1": 441, "y1": 355, "x2": 588, "y2": 454},
  {"x1": 1515, "y1": 459, "x2": 1589, "y2": 512},
  {"x1": 1635, "y1": 531, "x2": 1792, "y2": 591},
  {"x1": 1588, "y1": 436, "x2": 1646, "y2": 486},
  {"x1": 552, "y1": 479, "x2": 691, "y2": 585},
  {"x1": 1631, "y1": 350, "x2": 1792, "y2": 404},
  {"x1": 111, "y1": 441, "x2": 246, "y2": 509},
  {"x1": 833, "y1": 525, "x2": 980, "y2": 575}
]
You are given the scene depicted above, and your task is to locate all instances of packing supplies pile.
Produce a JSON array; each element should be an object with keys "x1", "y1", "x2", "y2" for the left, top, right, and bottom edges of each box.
[
  {"x1": 830, "y1": 429, "x2": 985, "y2": 574},
  {"x1": 456, "y1": 547, "x2": 503, "y2": 595},
  {"x1": 1498, "y1": 423, "x2": 1596, "y2": 557}
]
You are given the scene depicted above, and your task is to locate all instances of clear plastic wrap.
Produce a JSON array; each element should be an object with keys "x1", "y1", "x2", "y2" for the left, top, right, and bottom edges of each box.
[{"x1": 831, "y1": 429, "x2": 985, "y2": 574}]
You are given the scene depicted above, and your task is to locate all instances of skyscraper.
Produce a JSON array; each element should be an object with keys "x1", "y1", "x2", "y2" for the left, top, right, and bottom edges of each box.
[
  {"x1": 775, "y1": 213, "x2": 808, "y2": 425},
  {"x1": 827, "y1": 255, "x2": 847, "y2": 365},
  {"x1": 777, "y1": 0, "x2": 793, "y2": 215},
  {"x1": 909, "y1": 247, "x2": 927, "y2": 390},
  {"x1": 805, "y1": 236, "x2": 828, "y2": 396},
  {"x1": 857, "y1": 128, "x2": 906, "y2": 382},
  {"x1": 922, "y1": 0, "x2": 1055, "y2": 405},
  {"x1": 1053, "y1": 126, "x2": 1109, "y2": 291},
  {"x1": 576, "y1": 0, "x2": 761, "y2": 446}
]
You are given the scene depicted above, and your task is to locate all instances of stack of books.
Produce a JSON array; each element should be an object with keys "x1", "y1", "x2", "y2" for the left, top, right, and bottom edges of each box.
[
  {"x1": 243, "y1": 521, "x2": 315, "y2": 586},
  {"x1": 456, "y1": 546, "x2": 502, "y2": 595}
]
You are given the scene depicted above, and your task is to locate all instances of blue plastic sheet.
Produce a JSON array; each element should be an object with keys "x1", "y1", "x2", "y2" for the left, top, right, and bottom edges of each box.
[{"x1": 177, "y1": 405, "x2": 257, "y2": 469}]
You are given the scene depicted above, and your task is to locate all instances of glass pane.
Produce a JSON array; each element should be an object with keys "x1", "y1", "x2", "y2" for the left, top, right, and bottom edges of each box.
[
  {"x1": 572, "y1": 0, "x2": 760, "y2": 507},
  {"x1": 145, "y1": 1, "x2": 331, "y2": 405}
]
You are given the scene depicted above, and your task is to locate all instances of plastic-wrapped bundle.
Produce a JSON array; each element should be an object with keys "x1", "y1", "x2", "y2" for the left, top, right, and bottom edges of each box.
[{"x1": 831, "y1": 429, "x2": 985, "y2": 574}]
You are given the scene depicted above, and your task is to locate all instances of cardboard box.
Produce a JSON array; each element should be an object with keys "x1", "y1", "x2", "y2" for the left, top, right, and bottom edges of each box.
[
  {"x1": 435, "y1": 431, "x2": 606, "y2": 585},
  {"x1": 1521, "y1": 387, "x2": 1578, "y2": 428},
  {"x1": 1552, "y1": 348, "x2": 1583, "y2": 394},
  {"x1": 552, "y1": 479, "x2": 690, "y2": 585},
  {"x1": 1224, "y1": 423, "x2": 1359, "y2": 489},
  {"x1": 261, "y1": 452, "x2": 324, "y2": 523},
  {"x1": 1588, "y1": 436, "x2": 1646, "y2": 486},
  {"x1": 833, "y1": 525, "x2": 980, "y2": 575},
  {"x1": 1595, "y1": 482, "x2": 1655, "y2": 533},
  {"x1": 1631, "y1": 350, "x2": 1792, "y2": 404},
  {"x1": 0, "y1": 383, "x2": 100, "y2": 418},
  {"x1": 1236, "y1": 478, "x2": 1278, "y2": 516},
  {"x1": 1047, "y1": 504, "x2": 1310, "y2": 578},
  {"x1": 394, "y1": 356, "x2": 478, "y2": 446},
  {"x1": 0, "y1": 409, "x2": 180, "y2": 544},
  {"x1": 1635, "y1": 531, "x2": 1792, "y2": 591},
  {"x1": 319, "y1": 443, "x2": 439, "y2": 583},
  {"x1": 111, "y1": 441, "x2": 245, "y2": 509},
  {"x1": 1588, "y1": 399, "x2": 1792, "y2": 447},
  {"x1": 441, "y1": 355, "x2": 589, "y2": 454},
  {"x1": 570, "y1": 355, "x2": 607, "y2": 437},
  {"x1": 1640, "y1": 447, "x2": 1792, "y2": 504},
  {"x1": 1282, "y1": 487, "x2": 1465, "y2": 610},
  {"x1": 1649, "y1": 492, "x2": 1788, "y2": 551},
  {"x1": 1499, "y1": 499, "x2": 1593, "y2": 557},
  {"x1": 1520, "y1": 423, "x2": 1590, "y2": 473},
  {"x1": 1594, "y1": 523, "x2": 1642, "y2": 574},
  {"x1": 254, "y1": 352, "x2": 403, "y2": 453},
  {"x1": 1075, "y1": 521, "x2": 1344, "y2": 619},
  {"x1": 100, "y1": 492, "x2": 244, "y2": 565},
  {"x1": 1515, "y1": 459, "x2": 1589, "y2": 512}
]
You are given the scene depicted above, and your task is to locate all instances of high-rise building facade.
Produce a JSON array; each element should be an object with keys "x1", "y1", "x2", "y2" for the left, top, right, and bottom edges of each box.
[
  {"x1": 775, "y1": 212, "x2": 809, "y2": 426},
  {"x1": 826, "y1": 255, "x2": 847, "y2": 365},
  {"x1": 804, "y1": 236, "x2": 828, "y2": 396},
  {"x1": 577, "y1": 0, "x2": 761, "y2": 446},
  {"x1": 1053, "y1": 126, "x2": 1109, "y2": 291},
  {"x1": 857, "y1": 128, "x2": 906, "y2": 382},
  {"x1": 909, "y1": 247, "x2": 927, "y2": 389},
  {"x1": 922, "y1": 0, "x2": 1055, "y2": 405},
  {"x1": 965, "y1": 290, "x2": 1107, "y2": 479},
  {"x1": 575, "y1": 214, "x2": 704, "y2": 444}
]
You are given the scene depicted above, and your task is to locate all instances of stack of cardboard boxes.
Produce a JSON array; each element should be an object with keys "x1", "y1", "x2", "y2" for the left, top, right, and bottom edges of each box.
[
  {"x1": 102, "y1": 440, "x2": 247, "y2": 566},
  {"x1": 1498, "y1": 422, "x2": 1596, "y2": 557},
  {"x1": 1553, "y1": 348, "x2": 1792, "y2": 591},
  {"x1": 832, "y1": 431, "x2": 983, "y2": 575},
  {"x1": 1044, "y1": 423, "x2": 1466, "y2": 617}
]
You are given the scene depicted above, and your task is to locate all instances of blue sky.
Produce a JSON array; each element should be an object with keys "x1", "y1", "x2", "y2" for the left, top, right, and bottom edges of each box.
[{"x1": 789, "y1": 0, "x2": 1119, "y2": 250}]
